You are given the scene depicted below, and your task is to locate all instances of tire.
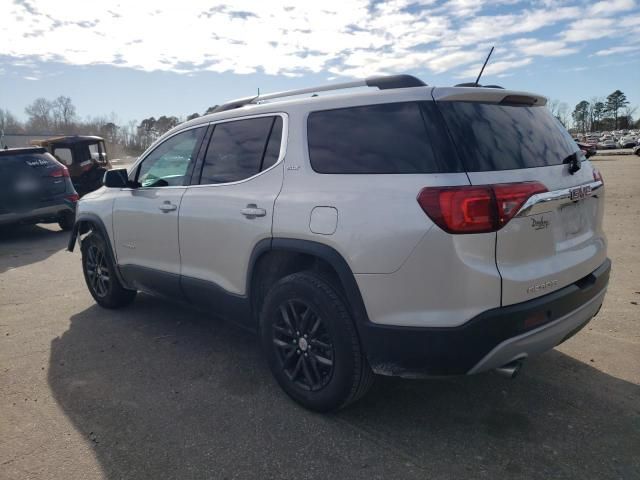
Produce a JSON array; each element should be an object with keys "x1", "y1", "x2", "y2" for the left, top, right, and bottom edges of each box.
[
  {"x1": 81, "y1": 232, "x2": 137, "y2": 309},
  {"x1": 58, "y1": 212, "x2": 74, "y2": 231},
  {"x1": 260, "y1": 272, "x2": 374, "y2": 412}
]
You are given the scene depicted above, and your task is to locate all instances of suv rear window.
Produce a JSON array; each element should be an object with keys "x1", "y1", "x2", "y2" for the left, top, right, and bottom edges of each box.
[
  {"x1": 307, "y1": 102, "x2": 461, "y2": 174},
  {"x1": 437, "y1": 102, "x2": 580, "y2": 171}
]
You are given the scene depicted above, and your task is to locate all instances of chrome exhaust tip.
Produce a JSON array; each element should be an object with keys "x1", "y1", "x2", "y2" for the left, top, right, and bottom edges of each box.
[{"x1": 494, "y1": 360, "x2": 523, "y2": 379}]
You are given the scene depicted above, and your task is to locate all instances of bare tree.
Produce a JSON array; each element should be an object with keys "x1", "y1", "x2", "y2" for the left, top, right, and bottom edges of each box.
[
  {"x1": 0, "y1": 108, "x2": 24, "y2": 134},
  {"x1": 51, "y1": 96, "x2": 77, "y2": 130},
  {"x1": 25, "y1": 97, "x2": 53, "y2": 132}
]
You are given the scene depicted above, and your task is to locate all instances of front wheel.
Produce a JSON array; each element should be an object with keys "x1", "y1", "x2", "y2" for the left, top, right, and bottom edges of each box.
[
  {"x1": 81, "y1": 232, "x2": 136, "y2": 308},
  {"x1": 260, "y1": 272, "x2": 374, "y2": 412}
]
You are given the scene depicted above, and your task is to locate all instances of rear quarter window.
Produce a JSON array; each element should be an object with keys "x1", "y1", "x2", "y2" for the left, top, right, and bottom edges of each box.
[{"x1": 307, "y1": 102, "x2": 461, "y2": 174}]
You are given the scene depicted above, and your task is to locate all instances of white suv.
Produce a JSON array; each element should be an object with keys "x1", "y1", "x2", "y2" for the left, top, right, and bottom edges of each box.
[{"x1": 69, "y1": 75, "x2": 610, "y2": 411}]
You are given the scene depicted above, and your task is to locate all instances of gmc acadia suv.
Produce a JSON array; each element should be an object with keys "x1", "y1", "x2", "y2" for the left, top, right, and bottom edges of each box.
[{"x1": 68, "y1": 75, "x2": 610, "y2": 412}]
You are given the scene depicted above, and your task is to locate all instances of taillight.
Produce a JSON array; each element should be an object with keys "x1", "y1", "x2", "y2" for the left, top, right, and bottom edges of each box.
[
  {"x1": 50, "y1": 167, "x2": 70, "y2": 178},
  {"x1": 417, "y1": 182, "x2": 548, "y2": 234},
  {"x1": 65, "y1": 194, "x2": 79, "y2": 203}
]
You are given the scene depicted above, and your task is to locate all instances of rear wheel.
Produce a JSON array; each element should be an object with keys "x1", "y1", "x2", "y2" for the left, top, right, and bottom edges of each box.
[
  {"x1": 260, "y1": 272, "x2": 374, "y2": 412},
  {"x1": 81, "y1": 232, "x2": 136, "y2": 308}
]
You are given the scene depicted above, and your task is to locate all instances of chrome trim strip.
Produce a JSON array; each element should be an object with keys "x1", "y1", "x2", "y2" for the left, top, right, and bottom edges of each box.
[{"x1": 516, "y1": 180, "x2": 603, "y2": 217}]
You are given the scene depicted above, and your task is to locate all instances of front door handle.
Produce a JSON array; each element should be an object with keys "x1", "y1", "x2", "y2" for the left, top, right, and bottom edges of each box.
[
  {"x1": 241, "y1": 204, "x2": 266, "y2": 219},
  {"x1": 159, "y1": 201, "x2": 177, "y2": 213}
]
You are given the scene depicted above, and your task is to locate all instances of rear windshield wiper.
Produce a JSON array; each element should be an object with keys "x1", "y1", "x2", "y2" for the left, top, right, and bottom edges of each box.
[{"x1": 562, "y1": 152, "x2": 582, "y2": 175}]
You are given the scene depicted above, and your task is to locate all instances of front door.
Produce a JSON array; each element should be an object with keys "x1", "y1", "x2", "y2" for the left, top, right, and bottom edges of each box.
[{"x1": 113, "y1": 126, "x2": 207, "y2": 297}]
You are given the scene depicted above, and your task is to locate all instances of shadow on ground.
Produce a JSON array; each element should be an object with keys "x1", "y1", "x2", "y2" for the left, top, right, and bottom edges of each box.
[
  {"x1": 49, "y1": 296, "x2": 640, "y2": 480},
  {"x1": 0, "y1": 224, "x2": 68, "y2": 273}
]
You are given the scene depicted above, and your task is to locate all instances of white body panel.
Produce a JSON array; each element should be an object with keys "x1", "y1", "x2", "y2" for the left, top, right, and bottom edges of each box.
[
  {"x1": 112, "y1": 187, "x2": 185, "y2": 274},
  {"x1": 179, "y1": 162, "x2": 284, "y2": 295},
  {"x1": 467, "y1": 162, "x2": 607, "y2": 306},
  {"x1": 355, "y1": 228, "x2": 501, "y2": 327}
]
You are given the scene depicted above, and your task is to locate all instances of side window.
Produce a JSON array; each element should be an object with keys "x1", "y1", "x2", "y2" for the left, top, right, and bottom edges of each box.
[
  {"x1": 261, "y1": 117, "x2": 283, "y2": 171},
  {"x1": 307, "y1": 102, "x2": 461, "y2": 174},
  {"x1": 137, "y1": 127, "x2": 205, "y2": 188},
  {"x1": 53, "y1": 147, "x2": 73, "y2": 166},
  {"x1": 88, "y1": 143, "x2": 100, "y2": 162},
  {"x1": 199, "y1": 116, "x2": 282, "y2": 185}
]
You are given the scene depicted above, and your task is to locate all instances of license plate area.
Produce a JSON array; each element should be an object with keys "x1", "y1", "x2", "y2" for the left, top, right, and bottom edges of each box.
[{"x1": 559, "y1": 202, "x2": 587, "y2": 237}]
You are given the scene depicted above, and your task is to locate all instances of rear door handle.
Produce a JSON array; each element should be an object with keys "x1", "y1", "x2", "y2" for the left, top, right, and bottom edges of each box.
[
  {"x1": 241, "y1": 204, "x2": 266, "y2": 218},
  {"x1": 159, "y1": 201, "x2": 177, "y2": 213}
]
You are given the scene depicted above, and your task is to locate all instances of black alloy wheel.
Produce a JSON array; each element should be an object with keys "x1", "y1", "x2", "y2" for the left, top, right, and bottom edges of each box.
[
  {"x1": 81, "y1": 232, "x2": 136, "y2": 308},
  {"x1": 260, "y1": 272, "x2": 374, "y2": 412},
  {"x1": 272, "y1": 299, "x2": 334, "y2": 391},
  {"x1": 85, "y1": 243, "x2": 110, "y2": 298}
]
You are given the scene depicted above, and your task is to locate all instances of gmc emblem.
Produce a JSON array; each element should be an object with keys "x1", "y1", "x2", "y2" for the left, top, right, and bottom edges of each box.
[{"x1": 569, "y1": 185, "x2": 592, "y2": 201}]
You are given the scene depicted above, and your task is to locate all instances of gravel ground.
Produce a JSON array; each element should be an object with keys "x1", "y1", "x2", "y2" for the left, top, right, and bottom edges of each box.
[{"x1": 1, "y1": 155, "x2": 639, "y2": 480}]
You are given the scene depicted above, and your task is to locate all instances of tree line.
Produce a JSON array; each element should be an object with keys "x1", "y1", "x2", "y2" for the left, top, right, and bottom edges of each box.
[
  {"x1": 568, "y1": 90, "x2": 636, "y2": 134},
  {"x1": 2, "y1": 90, "x2": 637, "y2": 157},
  {"x1": 0, "y1": 97, "x2": 218, "y2": 157},
  {"x1": 548, "y1": 90, "x2": 636, "y2": 133}
]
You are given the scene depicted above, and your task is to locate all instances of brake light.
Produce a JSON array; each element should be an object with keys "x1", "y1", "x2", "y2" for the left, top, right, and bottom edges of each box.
[
  {"x1": 417, "y1": 182, "x2": 548, "y2": 234},
  {"x1": 65, "y1": 194, "x2": 79, "y2": 203},
  {"x1": 50, "y1": 167, "x2": 70, "y2": 178}
]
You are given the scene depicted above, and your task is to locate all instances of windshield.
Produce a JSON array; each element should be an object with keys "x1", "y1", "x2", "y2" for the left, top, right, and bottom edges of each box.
[{"x1": 437, "y1": 102, "x2": 580, "y2": 172}]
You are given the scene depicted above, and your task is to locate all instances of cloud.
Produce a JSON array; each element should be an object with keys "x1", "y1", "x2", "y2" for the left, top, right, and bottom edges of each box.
[
  {"x1": 589, "y1": 0, "x2": 636, "y2": 16},
  {"x1": 512, "y1": 38, "x2": 579, "y2": 57},
  {"x1": 594, "y1": 45, "x2": 640, "y2": 56},
  {"x1": 1, "y1": 0, "x2": 638, "y2": 80}
]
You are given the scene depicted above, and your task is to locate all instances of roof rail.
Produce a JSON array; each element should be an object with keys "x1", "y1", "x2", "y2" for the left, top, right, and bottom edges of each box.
[{"x1": 212, "y1": 74, "x2": 427, "y2": 113}]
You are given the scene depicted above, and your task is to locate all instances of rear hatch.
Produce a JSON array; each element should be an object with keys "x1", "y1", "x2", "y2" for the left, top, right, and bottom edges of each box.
[
  {"x1": 433, "y1": 88, "x2": 607, "y2": 306},
  {"x1": 0, "y1": 151, "x2": 68, "y2": 212}
]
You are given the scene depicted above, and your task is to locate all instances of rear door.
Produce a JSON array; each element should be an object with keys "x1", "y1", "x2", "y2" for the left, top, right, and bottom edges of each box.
[
  {"x1": 435, "y1": 90, "x2": 606, "y2": 306},
  {"x1": 179, "y1": 114, "x2": 286, "y2": 304}
]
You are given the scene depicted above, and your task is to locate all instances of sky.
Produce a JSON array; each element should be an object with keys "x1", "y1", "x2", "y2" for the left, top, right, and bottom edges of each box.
[{"x1": 1, "y1": 0, "x2": 639, "y2": 126}]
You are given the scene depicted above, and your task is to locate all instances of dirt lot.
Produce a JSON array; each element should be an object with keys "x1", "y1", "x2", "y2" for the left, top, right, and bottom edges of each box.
[{"x1": 1, "y1": 155, "x2": 639, "y2": 480}]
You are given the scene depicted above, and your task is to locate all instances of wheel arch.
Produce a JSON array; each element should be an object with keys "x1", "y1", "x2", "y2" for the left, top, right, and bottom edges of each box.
[
  {"x1": 247, "y1": 238, "x2": 371, "y2": 331},
  {"x1": 68, "y1": 213, "x2": 131, "y2": 289}
]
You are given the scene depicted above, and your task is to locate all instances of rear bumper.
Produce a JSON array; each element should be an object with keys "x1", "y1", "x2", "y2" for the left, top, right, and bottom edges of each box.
[
  {"x1": 359, "y1": 258, "x2": 611, "y2": 377},
  {"x1": 0, "y1": 201, "x2": 75, "y2": 226}
]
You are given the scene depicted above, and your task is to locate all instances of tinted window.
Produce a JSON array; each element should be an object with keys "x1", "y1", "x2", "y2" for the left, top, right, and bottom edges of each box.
[
  {"x1": 137, "y1": 127, "x2": 205, "y2": 187},
  {"x1": 200, "y1": 116, "x2": 280, "y2": 184},
  {"x1": 307, "y1": 102, "x2": 460, "y2": 174},
  {"x1": 437, "y1": 102, "x2": 580, "y2": 171},
  {"x1": 261, "y1": 117, "x2": 283, "y2": 171}
]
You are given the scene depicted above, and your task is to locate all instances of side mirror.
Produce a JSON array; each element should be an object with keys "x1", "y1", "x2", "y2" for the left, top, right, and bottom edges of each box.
[{"x1": 103, "y1": 168, "x2": 130, "y2": 188}]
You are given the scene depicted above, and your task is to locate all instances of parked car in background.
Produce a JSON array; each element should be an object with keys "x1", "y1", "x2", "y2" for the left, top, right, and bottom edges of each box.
[
  {"x1": 30, "y1": 135, "x2": 111, "y2": 196},
  {"x1": 597, "y1": 139, "x2": 617, "y2": 150},
  {"x1": 69, "y1": 75, "x2": 609, "y2": 411},
  {"x1": 619, "y1": 137, "x2": 638, "y2": 149},
  {"x1": 0, "y1": 147, "x2": 78, "y2": 230},
  {"x1": 633, "y1": 145, "x2": 640, "y2": 157}
]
